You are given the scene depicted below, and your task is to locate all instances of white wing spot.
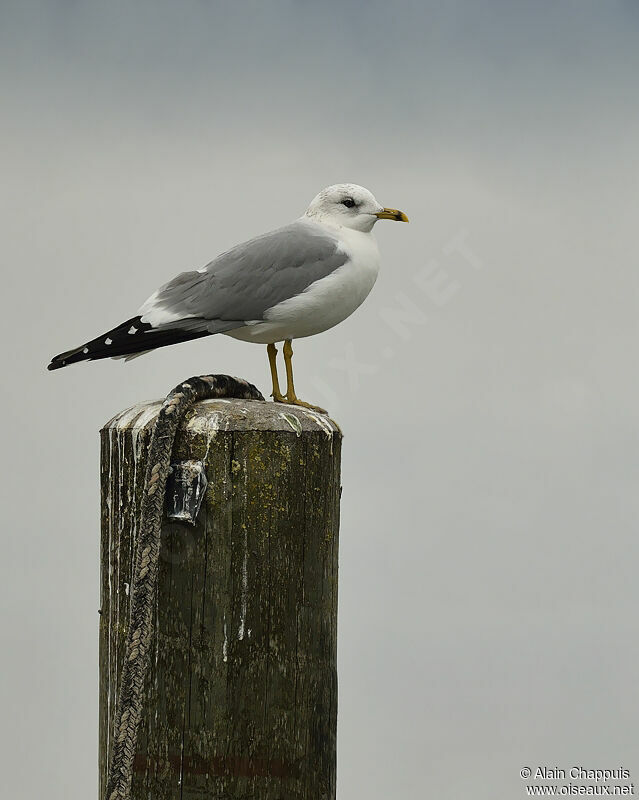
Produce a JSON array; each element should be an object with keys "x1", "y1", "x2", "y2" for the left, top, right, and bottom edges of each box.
[
  {"x1": 105, "y1": 338, "x2": 113, "y2": 345},
  {"x1": 83, "y1": 347, "x2": 89, "y2": 354},
  {"x1": 128, "y1": 326, "x2": 138, "y2": 334}
]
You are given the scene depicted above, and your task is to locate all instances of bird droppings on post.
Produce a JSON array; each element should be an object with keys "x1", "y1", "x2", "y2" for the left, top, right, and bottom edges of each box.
[
  {"x1": 302, "y1": 408, "x2": 338, "y2": 445},
  {"x1": 222, "y1": 615, "x2": 228, "y2": 663},
  {"x1": 238, "y1": 525, "x2": 249, "y2": 641},
  {"x1": 279, "y1": 412, "x2": 303, "y2": 436}
]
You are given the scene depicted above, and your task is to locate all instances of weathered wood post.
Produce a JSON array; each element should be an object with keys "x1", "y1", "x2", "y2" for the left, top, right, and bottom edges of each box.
[{"x1": 99, "y1": 397, "x2": 341, "y2": 799}]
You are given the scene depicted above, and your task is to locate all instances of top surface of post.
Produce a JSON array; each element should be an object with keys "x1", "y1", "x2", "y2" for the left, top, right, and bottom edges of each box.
[{"x1": 103, "y1": 397, "x2": 341, "y2": 439}]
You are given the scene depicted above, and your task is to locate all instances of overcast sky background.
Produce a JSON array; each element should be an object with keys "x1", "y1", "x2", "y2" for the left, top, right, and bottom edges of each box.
[{"x1": 2, "y1": 1, "x2": 639, "y2": 797}]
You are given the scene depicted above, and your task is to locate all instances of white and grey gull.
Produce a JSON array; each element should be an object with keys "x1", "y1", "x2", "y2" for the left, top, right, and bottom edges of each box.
[{"x1": 47, "y1": 183, "x2": 408, "y2": 410}]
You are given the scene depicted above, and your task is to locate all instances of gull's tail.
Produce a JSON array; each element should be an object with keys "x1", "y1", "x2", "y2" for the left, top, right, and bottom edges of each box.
[{"x1": 47, "y1": 316, "x2": 213, "y2": 371}]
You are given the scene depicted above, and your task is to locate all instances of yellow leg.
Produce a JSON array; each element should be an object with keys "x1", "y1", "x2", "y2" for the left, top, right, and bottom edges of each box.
[
  {"x1": 282, "y1": 339, "x2": 327, "y2": 414},
  {"x1": 267, "y1": 343, "x2": 286, "y2": 403}
]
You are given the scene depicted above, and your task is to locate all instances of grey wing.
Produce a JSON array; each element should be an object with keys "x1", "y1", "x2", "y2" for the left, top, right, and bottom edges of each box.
[{"x1": 138, "y1": 219, "x2": 348, "y2": 331}]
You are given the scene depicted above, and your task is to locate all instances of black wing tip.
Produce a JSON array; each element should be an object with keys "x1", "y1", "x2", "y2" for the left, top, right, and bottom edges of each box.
[
  {"x1": 46, "y1": 316, "x2": 148, "y2": 372},
  {"x1": 45, "y1": 315, "x2": 215, "y2": 372},
  {"x1": 47, "y1": 346, "x2": 89, "y2": 371}
]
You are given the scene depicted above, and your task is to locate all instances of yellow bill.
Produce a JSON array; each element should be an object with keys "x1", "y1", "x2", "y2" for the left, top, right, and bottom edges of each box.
[{"x1": 375, "y1": 207, "x2": 409, "y2": 222}]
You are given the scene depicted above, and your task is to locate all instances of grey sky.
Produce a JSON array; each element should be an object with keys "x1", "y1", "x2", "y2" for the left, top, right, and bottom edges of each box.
[{"x1": 2, "y1": 1, "x2": 639, "y2": 798}]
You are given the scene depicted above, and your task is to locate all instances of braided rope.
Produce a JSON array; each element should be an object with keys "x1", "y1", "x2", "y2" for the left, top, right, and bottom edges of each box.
[{"x1": 105, "y1": 375, "x2": 264, "y2": 800}]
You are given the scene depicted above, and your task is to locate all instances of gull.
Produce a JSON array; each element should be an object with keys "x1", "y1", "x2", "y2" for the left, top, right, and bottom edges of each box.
[{"x1": 47, "y1": 183, "x2": 408, "y2": 410}]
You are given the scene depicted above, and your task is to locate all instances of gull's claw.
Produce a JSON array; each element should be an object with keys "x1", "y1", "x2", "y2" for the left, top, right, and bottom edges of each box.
[
  {"x1": 271, "y1": 394, "x2": 328, "y2": 415},
  {"x1": 284, "y1": 396, "x2": 328, "y2": 415}
]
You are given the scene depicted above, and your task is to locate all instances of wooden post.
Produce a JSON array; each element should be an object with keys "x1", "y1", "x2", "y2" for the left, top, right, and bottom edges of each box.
[{"x1": 99, "y1": 398, "x2": 341, "y2": 800}]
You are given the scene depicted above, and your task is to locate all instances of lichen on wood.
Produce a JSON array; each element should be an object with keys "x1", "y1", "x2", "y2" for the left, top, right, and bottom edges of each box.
[{"x1": 100, "y1": 399, "x2": 342, "y2": 799}]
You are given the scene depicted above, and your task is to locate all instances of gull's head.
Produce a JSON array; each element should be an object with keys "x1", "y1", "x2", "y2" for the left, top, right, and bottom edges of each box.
[{"x1": 304, "y1": 183, "x2": 409, "y2": 232}]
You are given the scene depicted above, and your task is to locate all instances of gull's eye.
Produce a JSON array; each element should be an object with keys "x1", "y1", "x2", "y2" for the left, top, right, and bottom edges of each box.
[{"x1": 341, "y1": 197, "x2": 356, "y2": 208}]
